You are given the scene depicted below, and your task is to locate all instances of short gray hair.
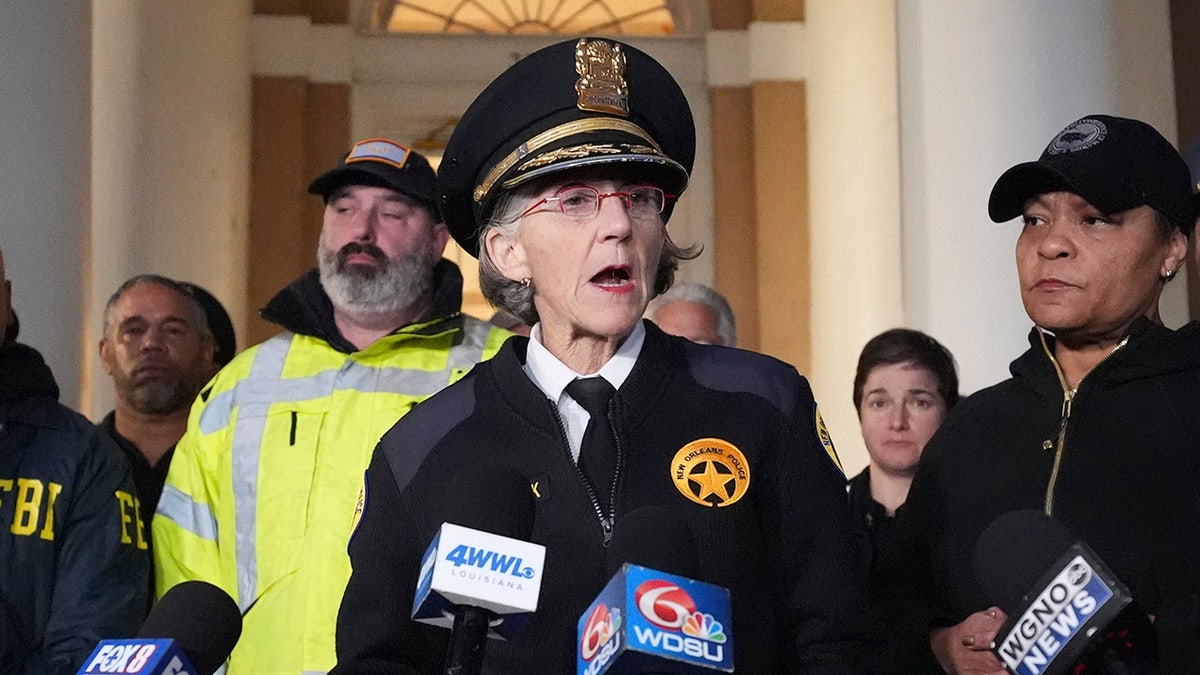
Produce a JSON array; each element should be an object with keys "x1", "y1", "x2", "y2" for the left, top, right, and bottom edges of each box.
[
  {"x1": 103, "y1": 274, "x2": 211, "y2": 339},
  {"x1": 645, "y1": 281, "x2": 736, "y2": 346},
  {"x1": 477, "y1": 183, "x2": 700, "y2": 326}
]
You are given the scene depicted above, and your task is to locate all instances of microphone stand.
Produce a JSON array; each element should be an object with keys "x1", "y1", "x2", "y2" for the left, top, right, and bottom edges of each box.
[{"x1": 443, "y1": 605, "x2": 491, "y2": 675}]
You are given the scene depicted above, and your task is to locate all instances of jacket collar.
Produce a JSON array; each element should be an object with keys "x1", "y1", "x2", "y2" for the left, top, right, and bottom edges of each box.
[
  {"x1": 1011, "y1": 318, "x2": 1200, "y2": 390},
  {"x1": 488, "y1": 319, "x2": 682, "y2": 432}
]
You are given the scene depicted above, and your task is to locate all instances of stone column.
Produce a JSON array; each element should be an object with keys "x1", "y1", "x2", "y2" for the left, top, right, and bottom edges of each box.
[
  {"x1": 88, "y1": 0, "x2": 252, "y2": 416},
  {"x1": 0, "y1": 2, "x2": 91, "y2": 407},
  {"x1": 806, "y1": 0, "x2": 903, "y2": 472},
  {"x1": 897, "y1": 0, "x2": 1183, "y2": 395}
]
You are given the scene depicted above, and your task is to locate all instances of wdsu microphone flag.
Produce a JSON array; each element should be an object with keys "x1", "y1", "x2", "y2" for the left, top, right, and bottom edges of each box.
[{"x1": 577, "y1": 564, "x2": 733, "y2": 674}]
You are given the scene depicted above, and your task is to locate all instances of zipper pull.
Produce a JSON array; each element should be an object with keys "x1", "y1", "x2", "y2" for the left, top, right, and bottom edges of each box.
[
  {"x1": 1043, "y1": 391, "x2": 1073, "y2": 451},
  {"x1": 601, "y1": 516, "x2": 614, "y2": 547}
]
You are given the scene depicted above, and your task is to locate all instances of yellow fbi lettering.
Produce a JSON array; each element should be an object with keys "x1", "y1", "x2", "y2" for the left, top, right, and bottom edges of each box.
[
  {"x1": 115, "y1": 490, "x2": 149, "y2": 550},
  {"x1": 0, "y1": 478, "x2": 62, "y2": 540},
  {"x1": 0, "y1": 479, "x2": 145, "y2": 548}
]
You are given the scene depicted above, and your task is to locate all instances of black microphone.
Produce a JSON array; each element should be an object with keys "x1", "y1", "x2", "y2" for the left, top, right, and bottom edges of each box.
[
  {"x1": 973, "y1": 510, "x2": 1157, "y2": 674},
  {"x1": 410, "y1": 463, "x2": 543, "y2": 675},
  {"x1": 77, "y1": 580, "x2": 241, "y2": 675},
  {"x1": 138, "y1": 580, "x2": 243, "y2": 675},
  {"x1": 605, "y1": 506, "x2": 698, "y2": 580},
  {"x1": 578, "y1": 506, "x2": 733, "y2": 674}
]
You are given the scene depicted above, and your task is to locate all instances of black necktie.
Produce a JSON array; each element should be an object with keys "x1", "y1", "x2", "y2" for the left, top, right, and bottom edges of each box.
[{"x1": 566, "y1": 377, "x2": 617, "y2": 511}]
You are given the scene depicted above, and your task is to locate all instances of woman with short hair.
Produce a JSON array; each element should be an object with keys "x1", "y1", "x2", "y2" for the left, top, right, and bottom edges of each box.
[
  {"x1": 885, "y1": 115, "x2": 1200, "y2": 673},
  {"x1": 332, "y1": 37, "x2": 876, "y2": 674}
]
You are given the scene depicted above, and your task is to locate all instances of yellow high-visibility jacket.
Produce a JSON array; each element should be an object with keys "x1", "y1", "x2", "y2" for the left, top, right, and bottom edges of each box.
[{"x1": 153, "y1": 265, "x2": 511, "y2": 674}]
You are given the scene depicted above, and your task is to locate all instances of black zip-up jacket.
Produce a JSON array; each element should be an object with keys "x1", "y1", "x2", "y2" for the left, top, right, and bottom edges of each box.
[
  {"x1": 0, "y1": 342, "x2": 149, "y2": 673},
  {"x1": 334, "y1": 321, "x2": 877, "y2": 674},
  {"x1": 881, "y1": 321, "x2": 1200, "y2": 671}
]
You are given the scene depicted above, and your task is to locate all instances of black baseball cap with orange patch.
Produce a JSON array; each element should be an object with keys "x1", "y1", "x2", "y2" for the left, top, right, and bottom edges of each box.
[{"x1": 308, "y1": 138, "x2": 438, "y2": 212}]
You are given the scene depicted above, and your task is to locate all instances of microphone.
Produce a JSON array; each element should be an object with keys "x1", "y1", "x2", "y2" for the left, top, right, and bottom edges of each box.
[
  {"x1": 973, "y1": 510, "x2": 1158, "y2": 674},
  {"x1": 577, "y1": 506, "x2": 733, "y2": 674},
  {"x1": 77, "y1": 580, "x2": 242, "y2": 675},
  {"x1": 410, "y1": 463, "x2": 546, "y2": 675}
]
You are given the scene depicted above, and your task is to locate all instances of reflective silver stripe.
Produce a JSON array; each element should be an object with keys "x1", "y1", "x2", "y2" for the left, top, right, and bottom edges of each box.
[
  {"x1": 156, "y1": 483, "x2": 218, "y2": 543},
  {"x1": 232, "y1": 335, "x2": 292, "y2": 611},
  {"x1": 448, "y1": 319, "x2": 496, "y2": 372},
  {"x1": 219, "y1": 326, "x2": 493, "y2": 612},
  {"x1": 343, "y1": 364, "x2": 455, "y2": 397}
]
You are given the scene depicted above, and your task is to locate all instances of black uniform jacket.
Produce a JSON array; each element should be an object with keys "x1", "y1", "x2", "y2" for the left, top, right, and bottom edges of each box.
[
  {"x1": 0, "y1": 343, "x2": 148, "y2": 673},
  {"x1": 880, "y1": 321, "x2": 1200, "y2": 671},
  {"x1": 334, "y1": 321, "x2": 876, "y2": 674}
]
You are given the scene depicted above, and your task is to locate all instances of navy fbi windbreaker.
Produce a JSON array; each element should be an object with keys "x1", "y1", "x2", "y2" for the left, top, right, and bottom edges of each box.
[{"x1": 0, "y1": 342, "x2": 148, "y2": 674}]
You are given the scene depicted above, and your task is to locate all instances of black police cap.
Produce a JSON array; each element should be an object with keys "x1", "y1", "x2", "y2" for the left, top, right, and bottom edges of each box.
[
  {"x1": 989, "y1": 115, "x2": 1198, "y2": 237},
  {"x1": 308, "y1": 138, "x2": 439, "y2": 212},
  {"x1": 438, "y1": 37, "x2": 696, "y2": 257}
]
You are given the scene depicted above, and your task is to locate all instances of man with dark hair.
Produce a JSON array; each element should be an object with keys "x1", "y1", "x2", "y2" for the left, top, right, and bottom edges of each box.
[
  {"x1": 0, "y1": 244, "x2": 148, "y2": 672},
  {"x1": 98, "y1": 274, "x2": 231, "y2": 569},
  {"x1": 154, "y1": 139, "x2": 513, "y2": 674},
  {"x1": 179, "y1": 281, "x2": 238, "y2": 369}
]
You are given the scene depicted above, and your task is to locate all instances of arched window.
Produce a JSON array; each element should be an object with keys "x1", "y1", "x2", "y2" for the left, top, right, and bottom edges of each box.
[{"x1": 366, "y1": 0, "x2": 691, "y2": 36}]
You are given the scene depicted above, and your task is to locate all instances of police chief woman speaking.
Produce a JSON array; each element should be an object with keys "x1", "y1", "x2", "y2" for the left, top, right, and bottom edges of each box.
[
  {"x1": 331, "y1": 38, "x2": 875, "y2": 673},
  {"x1": 882, "y1": 115, "x2": 1200, "y2": 673}
]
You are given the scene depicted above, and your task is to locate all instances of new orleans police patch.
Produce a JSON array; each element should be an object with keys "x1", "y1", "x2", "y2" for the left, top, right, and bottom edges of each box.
[
  {"x1": 671, "y1": 438, "x2": 750, "y2": 507},
  {"x1": 814, "y1": 405, "x2": 845, "y2": 477}
]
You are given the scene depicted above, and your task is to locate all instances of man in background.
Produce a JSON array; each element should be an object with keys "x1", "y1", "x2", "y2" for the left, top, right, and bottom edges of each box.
[
  {"x1": 644, "y1": 280, "x2": 736, "y2": 346},
  {"x1": 0, "y1": 243, "x2": 148, "y2": 672},
  {"x1": 98, "y1": 275, "x2": 234, "y2": 556},
  {"x1": 153, "y1": 139, "x2": 512, "y2": 674}
]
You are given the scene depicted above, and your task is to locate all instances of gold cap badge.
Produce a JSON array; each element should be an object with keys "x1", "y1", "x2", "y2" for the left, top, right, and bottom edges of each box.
[
  {"x1": 671, "y1": 438, "x2": 750, "y2": 508},
  {"x1": 575, "y1": 38, "x2": 630, "y2": 116}
]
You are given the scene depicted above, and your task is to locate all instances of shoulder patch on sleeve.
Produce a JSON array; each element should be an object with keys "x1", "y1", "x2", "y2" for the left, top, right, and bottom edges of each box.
[
  {"x1": 814, "y1": 405, "x2": 845, "y2": 477},
  {"x1": 349, "y1": 476, "x2": 367, "y2": 547}
]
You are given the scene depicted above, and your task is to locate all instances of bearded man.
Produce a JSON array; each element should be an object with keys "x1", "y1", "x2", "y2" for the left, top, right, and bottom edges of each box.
[
  {"x1": 153, "y1": 139, "x2": 512, "y2": 674},
  {"x1": 98, "y1": 274, "x2": 224, "y2": 603}
]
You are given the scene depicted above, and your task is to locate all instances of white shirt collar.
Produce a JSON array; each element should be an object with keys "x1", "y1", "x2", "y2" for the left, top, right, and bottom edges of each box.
[
  {"x1": 524, "y1": 320, "x2": 645, "y2": 400},
  {"x1": 524, "y1": 321, "x2": 645, "y2": 461}
]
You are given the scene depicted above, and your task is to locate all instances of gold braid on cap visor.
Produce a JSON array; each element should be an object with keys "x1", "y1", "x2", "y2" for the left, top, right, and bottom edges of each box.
[{"x1": 473, "y1": 118, "x2": 664, "y2": 203}]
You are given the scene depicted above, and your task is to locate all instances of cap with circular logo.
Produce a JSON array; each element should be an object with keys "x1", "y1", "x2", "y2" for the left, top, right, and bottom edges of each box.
[
  {"x1": 988, "y1": 115, "x2": 1198, "y2": 236},
  {"x1": 308, "y1": 138, "x2": 438, "y2": 211},
  {"x1": 438, "y1": 37, "x2": 696, "y2": 257}
]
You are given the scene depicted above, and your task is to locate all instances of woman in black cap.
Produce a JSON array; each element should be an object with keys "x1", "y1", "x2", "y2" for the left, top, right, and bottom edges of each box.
[
  {"x1": 333, "y1": 37, "x2": 875, "y2": 673},
  {"x1": 882, "y1": 115, "x2": 1200, "y2": 672}
]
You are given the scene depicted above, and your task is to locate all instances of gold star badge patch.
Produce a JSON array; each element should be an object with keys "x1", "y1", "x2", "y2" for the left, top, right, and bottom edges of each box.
[{"x1": 671, "y1": 438, "x2": 750, "y2": 508}]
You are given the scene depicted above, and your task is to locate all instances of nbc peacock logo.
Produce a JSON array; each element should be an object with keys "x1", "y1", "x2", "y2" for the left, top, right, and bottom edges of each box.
[
  {"x1": 682, "y1": 611, "x2": 727, "y2": 643},
  {"x1": 580, "y1": 603, "x2": 622, "y2": 662}
]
